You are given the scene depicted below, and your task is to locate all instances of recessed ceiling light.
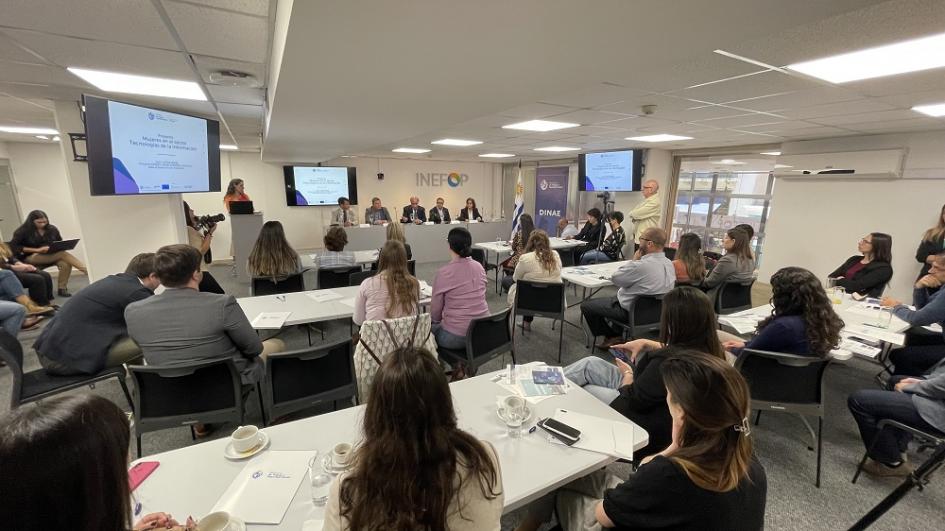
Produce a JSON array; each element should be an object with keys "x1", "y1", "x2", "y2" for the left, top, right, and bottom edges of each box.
[
  {"x1": 786, "y1": 31, "x2": 945, "y2": 83},
  {"x1": 34, "y1": 135, "x2": 49, "y2": 140},
  {"x1": 912, "y1": 102, "x2": 945, "y2": 117},
  {"x1": 774, "y1": 164, "x2": 793, "y2": 169},
  {"x1": 220, "y1": 144, "x2": 238, "y2": 151},
  {"x1": 392, "y1": 147, "x2": 431, "y2": 154},
  {"x1": 67, "y1": 67, "x2": 207, "y2": 101},
  {"x1": 479, "y1": 153, "x2": 516, "y2": 158},
  {"x1": 431, "y1": 138, "x2": 483, "y2": 146},
  {"x1": 760, "y1": 151, "x2": 781, "y2": 156},
  {"x1": 534, "y1": 146, "x2": 580, "y2": 152},
  {"x1": 626, "y1": 134, "x2": 693, "y2": 142},
  {"x1": 713, "y1": 159, "x2": 745, "y2": 165},
  {"x1": 502, "y1": 119, "x2": 580, "y2": 132},
  {"x1": 339, "y1": 155, "x2": 357, "y2": 158},
  {"x1": 52, "y1": 136, "x2": 60, "y2": 142},
  {"x1": 0, "y1": 126, "x2": 59, "y2": 135}
]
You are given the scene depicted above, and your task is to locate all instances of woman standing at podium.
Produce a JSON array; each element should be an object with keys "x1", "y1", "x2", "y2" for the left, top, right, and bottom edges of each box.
[{"x1": 223, "y1": 178, "x2": 250, "y2": 213}]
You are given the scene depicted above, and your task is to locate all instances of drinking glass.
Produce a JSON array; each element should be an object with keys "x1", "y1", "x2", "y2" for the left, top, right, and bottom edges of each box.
[
  {"x1": 505, "y1": 410, "x2": 524, "y2": 439},
  {"x1": 875, "y1": 307, "x2": 894, "y2": 329},
  {"x1": 830, "y1": 286, "x2": 845, "y2": 305},
  {"x1": 308, "y1": 455, "x2": 332, "y2": 506}
]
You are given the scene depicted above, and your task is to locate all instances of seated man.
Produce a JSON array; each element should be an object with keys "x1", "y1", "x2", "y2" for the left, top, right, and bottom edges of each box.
[
  {"x1": 429, "y1": 197, "x2": 451, "y2": 224},
  {"x1": 331, "y1": 196, "x2": 358, "y2": 227},
  {"x1": 125, "y1": 244, "x2": 283, "y2": 386},
  {"x1": 35, "y1": 253, "x2": 160, "y2": 375},
  {"x1": 400, "y1": 196, "x2": 427, "y2": 224},
  {"x1": 581, "y1": 227, "x2": 675, "y2": 349},
  {"x1": 557, "y1": 217, "x2": 579, "y2": 239},
  {"x1": 882, "y1": 251, "x2": 945, "y2": 377}
]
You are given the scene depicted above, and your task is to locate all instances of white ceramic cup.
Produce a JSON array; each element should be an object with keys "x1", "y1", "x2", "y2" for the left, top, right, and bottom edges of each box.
[
  {"x1": 503, "y1": 396, "x2": 525, "y2": 417},
  {"x1": 197, "y1": 511, "x2": 231, "y2": 531},
  {"x1": 231, "y1": 425, "x2": 261, "y2": 453},
  {"x1": 332, "y1": 442, "x2": 353, "y2": 466}
]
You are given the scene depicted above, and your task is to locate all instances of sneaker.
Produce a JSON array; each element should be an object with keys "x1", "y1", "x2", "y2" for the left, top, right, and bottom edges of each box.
[{"x1": 862, "y1": 457, "x2": 913, "y2": 478}]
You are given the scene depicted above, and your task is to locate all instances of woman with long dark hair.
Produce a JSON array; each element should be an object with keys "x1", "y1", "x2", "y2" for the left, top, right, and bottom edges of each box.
[
  {"x1": 431, "y1": 227, "x2": 489, "y2": 350},
  {"x1": 182, "y1": 201, "x2": 225, "y2": 293},
  {"x1": 324, "y1": 346, "x2": 503, "y2": 530},
  {"x1": 507, "y1": 230, "x2": 562, "y2": 330},
  {"x1": 500, "y1": 213, "x2": 535, "y2": 291},
  {"x1": 354, "y1": 240, "x2": 420, "y2": 325},
  {"x1": 222, "y1": 178, "x2": 250, "y2": 213},
  {"x1": 672, "y1": 232, "x2": 706, "y2": 285},
  {"x1": 702, "y1": 227, "x2": 754, "y2": 294},
  {"x1": 248, "y1": 220, "x2": 301, "y2": 280},
  {"x1": 828, "y1": 232, "x2": 893, "y2": 297},
  {"x1": 10, "y1": 210, "x2": 87, "y2": 297},
  {"x1": 0, "y1": 394, "x2": 192, "y2": 530}
]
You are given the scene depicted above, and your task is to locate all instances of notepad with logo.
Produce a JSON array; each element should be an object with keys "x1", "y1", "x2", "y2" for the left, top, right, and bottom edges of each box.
[{"x1": 211, "y1": 451, "x2": 312, "y2": 524}]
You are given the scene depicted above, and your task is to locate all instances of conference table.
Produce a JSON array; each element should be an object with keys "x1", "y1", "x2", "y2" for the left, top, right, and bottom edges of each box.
[
  {"x1": 345, "y1": 220, "x2": 512, "y2": 263},
  {"x1": 130, "y1": 368, "x2": 650, "y2": 529},
  {"x1": 475, "y1": 237, "x2": 587, "y2": 293}
]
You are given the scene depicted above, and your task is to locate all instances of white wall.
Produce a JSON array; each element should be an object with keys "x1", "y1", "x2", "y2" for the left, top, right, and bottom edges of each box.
[{"x1": 759, "y1": 131, "x2": 945, "y2": 300}]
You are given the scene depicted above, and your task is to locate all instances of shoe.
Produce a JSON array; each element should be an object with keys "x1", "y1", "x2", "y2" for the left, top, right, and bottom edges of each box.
[
  {"x1": 862, "y1": 457, "x2": 913, "y2": 478},
  {"x1": 24, "y1": 300, "x2": 55, "y2": 316},
  {"x1": 57, "y1": 289, "x2": 72, "y2": 297},
  {"x1": 594, "y1": 337, "x2": 622, "y2": 350},
  {"x1": 522, "y1": 321, "x2": 532, "y2": 332},
  {"x1": 21, "y1": 316, "x2": 44, "y2": 331}
]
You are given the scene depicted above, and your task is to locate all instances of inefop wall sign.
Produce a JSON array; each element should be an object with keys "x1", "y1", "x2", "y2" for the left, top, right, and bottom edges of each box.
[{"x1": 416, "y1": 171, "x2": 469, "y2": 187}]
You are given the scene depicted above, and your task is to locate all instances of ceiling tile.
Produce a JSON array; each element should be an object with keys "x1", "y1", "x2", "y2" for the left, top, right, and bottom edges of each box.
[
  {"x1": 847, "y1": 117, "x2": 945, "y2": 132},
  {"x1": 164, "y1": 1, "x2": 269, "y2": 63},
  {"x1": 0, "y1": 34, "x2": 47, "y2": 64},
  {"x1": 781, "y1": 99, "x2": 898, "y2": 120},
  {"x1": 546, "y1": 109, "x2": 635, "y2": 125},
  {"x1": 778, "y1": 126, "x2": 855, "y2": 138},
  {"x1": 194, "y1": 56, "x2": 267, "y2": 87},
  {"x1": 217, "y1": 102, "x2": 263, "y2": 119},
  {"x1": 168, "y1": 0, "x2": 270, "y2": 17},
  {"x1": 614, "y1": 52, "x2": 765, "y2": 93},
  {"x1": 876, "y1": 89, "x2": 945, "y2": 109},
  {"x1": 497, "y1": 102, "x2": 577, "y2": 119},
  {"x1": 0, "y1": 62, "x2": 87, "y2": 88},
  {"x1": 846, "y1": 68, "x2": 945, "y2": 98},
  {"x1": 672, "y1": 70, "x2": 818, "y2": 104},
  {"x1": 653, "y1": 105, "x2": 760, "y2": 122},
  {"x1": 539, "y1": 83, "x2": 649, "y2": 109},
  {"x1": 725, "y1": 86, "x2": 862, "y2": 112},
  {"x1": 594, "y1": 93, "x2": 693, "y2": 115},
  {"x1": 207, "y1": 86, "x2": 265, "y2": 105},
  {"x1": 808, "y1": 109, "x2": 922, "y2": 126},
  {"x1": 0, "y1": 82, "x2": 84, "y2": 101}
]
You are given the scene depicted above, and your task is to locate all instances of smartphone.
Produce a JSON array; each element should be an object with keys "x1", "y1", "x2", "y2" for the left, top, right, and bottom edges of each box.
[
  {"x1": 129, "y1": 461, "x2": 160, "y2": 492},
  {"x1": 609, "y1": 348, "x2": 629, "y2": 363},
  {"x1": 539, "y1": 418, "x2": 581, "y2": 446}
]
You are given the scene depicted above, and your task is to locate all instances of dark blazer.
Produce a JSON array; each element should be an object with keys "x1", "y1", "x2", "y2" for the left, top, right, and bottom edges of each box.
[
  {"x1": 829, "y1": 255, "x2": 893, "y2": 297},
  {"x1": 457, "y1": 207, "x2": 482, "y2": 222},
  {"x1": 609, "y1": 348, "x2": 674, "y2": 458},
  {"x1": 916, "y1": 236, "x2": 945, "y2": 279},
  {"x1": 400, "y1": 205, "x2": 427, "y2": 223},
  {"x1": 34, "y1": 273, "x2": 153, "y2": 374},
  {"x1": 429, "y1": 206, "x2": 451, "y2": 224}
]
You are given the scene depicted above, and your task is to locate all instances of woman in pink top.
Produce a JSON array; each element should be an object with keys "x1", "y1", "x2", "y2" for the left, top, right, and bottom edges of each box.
[
  {"x1": 431, "y1": 228, "x2": 490, "y2": 350},
  {"x1": 353, "y1": 241, "x2": 420, "y2": 325}
]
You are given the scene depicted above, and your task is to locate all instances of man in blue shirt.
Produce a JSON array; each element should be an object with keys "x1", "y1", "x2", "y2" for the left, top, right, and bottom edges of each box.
[{"x1": 882, "y1": 251, "x2": 945, "y2": 376}]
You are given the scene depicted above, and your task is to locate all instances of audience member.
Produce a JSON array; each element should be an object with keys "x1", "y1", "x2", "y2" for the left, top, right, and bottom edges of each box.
[
  {"x1": 0, "y1": 301, "x2": 29, "y2": 336},
  {"x1": 35, "y1": 254, "x2": 159, "y2": 376},
  {"x1": 354, "y1": 241, "x2": 420, "y2": 326},
  {"x1": 557, "y1": 217, "x2": 579, "y2": 239},
  {"x1": 581, "y1": 227, "x2": 675, "y2": 349},
  {"x1": 323, "y1": 346, "x2": 502, "y2": 530},
  {"x1": 628, "y1": 179, "x2": 662, "y2": 245},
  {"x1": 364, "y1": 197, "x2": 391, "y2": 225},
  {"x1": 734, "y1": 223, "x2": 756, "y2": 241},
  {"x1": 828, "y1": 232, "x2": 893, "y2": 297},
  {"x1": 0, "y1": 394, "x2": 194, "y2": 531},
  {"x1": 0, "y1": 241, "x2": 54, "y2": 306},
  {"x1": 580, "y1": 211, "x2": 626, "y2": 264},
  {"x1": 500, "y1": 213, "x2": 535, "y2": 291},
  {"x1": 331, "y1": 196, "x2": 358, "y2": 227},
  {"x1": 720, "y1": 267, "x2": 844, "y2": 358},
  {"x1": 431, "y1": 228, "x2": 489, "y2": 350},
  {"x1": 507, "y1": 230, "x2": 562, "y2": 331},
  {"x1": 0, "y1": 268, "x2": 54, "y2": 317},
  {"x1": 222, "y1": 178, "x2": 250, "y2": 213},
  {"x1": 457, "y1": 197, "x2": 483, "y2": 222},
  {"x1": 10, "y1": 210, "x2": 87, "y2": 297},
  {"x1": 702, "y1": 227, "x2": 755, "y2": 296},
  {"x1": 672, "y1": 232, "x2": 706, "y2": 285},
  {"x1": 565, "y1": 286, "x2": 724, "y2": 458},
  {"x1": 386, "y1": 222, "x2": 413, "y2": 260},
  {"x1": 182, "y1": 201, "x2": 225, "y2": 294},
  {"x1": 914, "y1": 204, "x2": 945, "y2": 297},
  {"x1": 400, "y1": 196, "x2": 427, "y2": 224},
  {"x1": 882, "y1": 251, "x2": 945, "y2": 377},
  {"x1": 429, "y1": 197, "x2": 451, "y2": 224},
  {"x1": 570, "y1": 208, "x2": 604, "y2": 258},
  {"x1": 248, "y1": 221, "x2": 302, "y2": 280},
  {"x1": 316, "y1": 226, "x2": 357, "y2": 269}
]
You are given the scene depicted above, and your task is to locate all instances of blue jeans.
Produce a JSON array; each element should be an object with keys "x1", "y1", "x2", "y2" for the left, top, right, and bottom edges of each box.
[
  {"x1": 433, "y1": 324, "x2": 467, "y2": 350},
  {"x1": 0, "y1": 269, "x2": 26, "y2": 301},
  {"x1": 579, "y1": 250, "x2": 612, "y2": 265},
  {"x1": 847, "y1": 376, "x2": 940, "y2": 464},
  {"x1": 564, "y1": 357, "x2": 622, "y2": 403},
  {"x1": 0, "y1": 300, "x2": 26, "y2": 337}
]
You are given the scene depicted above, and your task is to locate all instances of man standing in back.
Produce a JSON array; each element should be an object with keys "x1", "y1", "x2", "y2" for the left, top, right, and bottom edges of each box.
[
  {"x1": 35, "y1": 253, "x2": 160, "y2": 375},
  {"x1": 401, "y1": 196, "x2": 427, "y2": 224},
  {"x1": 628, "y1": 179, "x2": 662, "y2": 245}
]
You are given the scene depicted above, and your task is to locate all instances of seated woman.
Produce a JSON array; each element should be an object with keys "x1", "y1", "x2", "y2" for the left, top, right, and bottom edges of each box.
[
  {"x1": 457, "y1": 197, "x2": 483, "y2": 222},
  {"x1": 720, "y1": 266, "x2": 844, "y2": 358},
  {"x1": 828, "y1": 232, "x2": 893, "y2": 297},
  {"x1": 672, "y1": 232, "x2": 706, "y2": 285},
  {"x1": 247, "y1": 220, "x2": 302, "y2": 280},
  {"x1": 431, "y1": 228, "x2": 489, "y2": 350},
  {"x1": 507, "y1": 230, "x2": 562, "y2": 331},
  {"x1": 702, "y1": 227, "x2": 755, "y2": 296},
  {"x1": 570, "y1": 208, "x2": 604, "y2": 260},
  {"x1": 323, "y1": 346, "x2": 503, "y2": 530},
  {"x1": 580, "y1": 211, "x2": 626, "y2": 264},
  {"x1": 0, "y1": 394, "x2": 195, "y2": 530},
  {"x1": 500, "y1": 213, "x2": 535, "y2": 292},
  {"x1": 564, "y1": 286, "x2": 724, "y2": 458},
  {"x1": 10, "y1": 210, "x2": 87, "y2": 297},
  {"x1": 182, "y1": 201, "x2": 225, "y2": 294},
  {"x1": 519, "y1": 352, "x2": 767, "y2": 531},
  {"x1": 385, "y1": 221, "x2": 413, "y2": 260},
  {"x1": 0, "y1": 241, "x2": 54, "y2": 306},
  {"x1": 315, "y1": 226, "x2": 356, "y2": 269},
  {"x1": 354, "y1": 241, "x2": 420, "y2": 326}
]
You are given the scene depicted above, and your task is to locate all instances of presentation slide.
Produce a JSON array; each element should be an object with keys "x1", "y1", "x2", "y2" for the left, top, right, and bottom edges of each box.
[
  {"x1": 108, "y1": 100, "x2": 210, "y2": 194},
  {"x1": 584, "y1": 150, "x2": 634, "y2": 191},
  {"x1": 292, "y1": 167, "x2": 349, "y2": 205}
]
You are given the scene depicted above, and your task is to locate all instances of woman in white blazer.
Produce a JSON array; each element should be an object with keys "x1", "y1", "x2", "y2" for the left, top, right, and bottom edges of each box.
[{"x1": 508, "y1": 230, "x2": 562, "y2": 330}]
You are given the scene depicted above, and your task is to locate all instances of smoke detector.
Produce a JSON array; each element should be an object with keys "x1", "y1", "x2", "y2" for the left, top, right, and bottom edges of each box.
[
  {"x1": 641, "y1": 105, "x2": 657, "y2": 115},
  {"x1": 207, "y1": 70, "x2": 261, "y2": 88}
]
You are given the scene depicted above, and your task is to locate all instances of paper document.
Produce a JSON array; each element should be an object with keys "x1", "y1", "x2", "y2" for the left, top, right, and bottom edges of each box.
[
  {"x1": 307, "y1": 290, "x2": 344, "y2": 303},
  {"x1": 493, "y1": 362, "x2": 572, "y2": 404},
  {"x1": 836, "y1": 338, "x2": 882, "y2": 359},
  {"x1": 251, "y1": 312, "x2": 291, "y2": 329},
  {"x1": 550, "y1": 409, "x2": 634, "y2": 460},
  {"x1": 212, "y1": 450, "x2": 312, "y2": 524},
  {"x1": 418, "y1": 280, "x2": 433, "y2": 298},
  {"x1": 845, "y1": 324, "x2": 906, "y2": 346},
  {"x1": 718, "y1": 316, "x2": 763, "y2": 335}
]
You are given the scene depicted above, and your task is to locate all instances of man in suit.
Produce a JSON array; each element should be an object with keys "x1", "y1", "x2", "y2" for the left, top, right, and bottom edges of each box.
[
  {"x1": 35, "y1": 253, "x2": 160, "y2": 375},
  {"x1": 400, "y1": 196, "x2": 427, "y2": 224},
  {"x1": 364, "y1": 197, "x2": 392, "y2": 225},
  {"x1": 331, "y1": 196, "x2": 358, "y2": 227},
  {"x1": 429, "y1": 197, "x2": 451, "y2": 224},
  {"x1": 125, "y1": 244, "x2": 283, "y2": 385}
]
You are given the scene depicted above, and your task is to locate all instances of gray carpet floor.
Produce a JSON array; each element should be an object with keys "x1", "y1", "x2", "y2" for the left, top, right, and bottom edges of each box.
[{"x1": 1, "y1": 260, "x2": 942, "y2": 531}]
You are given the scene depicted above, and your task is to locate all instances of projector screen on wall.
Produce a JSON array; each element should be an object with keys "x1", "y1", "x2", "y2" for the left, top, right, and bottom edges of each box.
[
  {"x1": 283, "y1": 166, "x2": 358, "y2": 206},
  {"x1": 578, "y1": 149, "x2": 643, "y2": 192},
  {"x1": 83, "y1": 95, "x2": 221, "y2": 196}
]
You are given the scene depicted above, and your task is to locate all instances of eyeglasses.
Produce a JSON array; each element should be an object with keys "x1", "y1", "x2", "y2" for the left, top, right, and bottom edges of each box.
[{"x1": 859, "y1": 238, "x2": 873, "y2": 244}]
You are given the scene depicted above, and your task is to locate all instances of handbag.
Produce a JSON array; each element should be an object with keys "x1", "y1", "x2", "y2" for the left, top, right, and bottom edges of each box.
[{"x1": 353, "y1": 308, "x2": 437, "y2": 399}]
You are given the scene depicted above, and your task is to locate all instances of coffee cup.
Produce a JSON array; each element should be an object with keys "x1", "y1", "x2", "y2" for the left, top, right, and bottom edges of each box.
[
  {"x1": 197, "y1": 511, "x2": 232, "y2": 531},
  {"x1": 231, "y1": 425, "x2": 261, "y2": 453},
  {"x1": 497, "y1": 395, "x2": 525, "y2": 420},
  {"x1": 332, "y1": 442, "x2": 352, "y2": 467}
]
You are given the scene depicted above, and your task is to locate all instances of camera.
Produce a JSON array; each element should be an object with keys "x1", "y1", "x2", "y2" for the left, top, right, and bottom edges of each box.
[
  {"x1": 196, "y1": 213, "x2": 225, "y2": 229},
  {"x1": 377, "y1": 172, "x2": 384, "y2": 180}
]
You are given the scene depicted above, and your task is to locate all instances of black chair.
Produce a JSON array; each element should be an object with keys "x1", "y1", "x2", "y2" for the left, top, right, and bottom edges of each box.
[
  {"x1": 471, "y1": 248, "x2": 488, "y2": 269},
  {"x1": 703, "y1": 250, "x2": 722, "y2": 261},
  {"x1": 736, "y1": 348, "x2": 831, "y2": 487},
  {"x1": 349, "y1": 270, "x2": 375, "y2": 286},
  {"x1": 251, "y1": 271, "x2": 307, "y2": 296},
  {"x1": 512, "y1": 281, "x2": 567, "y2": 362},
  {"x1": 0, "y1": 329, "x2": 133, "y2": 411},
  {"x1": 370, "y1": 259, "x2": 415, "y2": 275},
  {"x1": 715, "y1": 279, "x2": 755, "y2": 315},
  {"x1": 663, "y1": 247, "x2": 676, "y2": 260},
  {"x1": 602, "y1": 295, "x2": 663, "y2": 344},
  {"x1": 261, "y1": 339, "x2": 358, "y2": 424},
  {"x1": 128, "y1": 358, "x2": 245, "y2": 457},
  {"x1": 437, "y1": 308, "x2": 514, "y2": 376},
  {"x1": 851, "y1": 419, "x2": 945, "y2": 484},
  {"x1": 556, "y1": 249, "x2": 575, "y2": 267},
  {"x1": 318, "y1": 267, "x2": 361, "y2": 289}
]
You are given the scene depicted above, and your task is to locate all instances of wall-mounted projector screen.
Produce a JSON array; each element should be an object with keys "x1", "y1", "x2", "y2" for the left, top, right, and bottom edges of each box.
[
  {"x1": 83, "y1": 95, "x2": 221, "y2": 196},
  {"x1": 578, "y1": 149, "x2": 643, "y2": 192},
  {"x1": 283, "y1": 166, "x2": 358, "y2": 206}
]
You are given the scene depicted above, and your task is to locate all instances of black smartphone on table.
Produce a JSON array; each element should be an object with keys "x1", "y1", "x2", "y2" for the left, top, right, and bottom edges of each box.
[{"x1": 538, "y1": 417, "x2": 581, "y2": 446}]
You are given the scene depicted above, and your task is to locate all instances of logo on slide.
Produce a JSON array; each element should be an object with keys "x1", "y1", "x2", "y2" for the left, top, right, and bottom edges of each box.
[
  {"x1": 148, "y1": 112, "x2": 155, "y2": 121},
  {"x1": 447, "y1": 172, "x2": 462, "y2": 187},
  {"x1": 539, "y1": 179, "x2": 549, "y2": 191}
]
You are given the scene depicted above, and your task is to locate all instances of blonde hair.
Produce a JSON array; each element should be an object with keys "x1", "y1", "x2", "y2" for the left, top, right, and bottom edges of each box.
[
  {"x1": 923, "y1": 204, "x2": 945, "y2": 242},
  {"x1": 524, "y1": 230, "x2": 557, "y2": 274},
  {"x1": 376, "y1": 241, "x2": 419, "y2": 316},
  {"x1": 248, "y1": 221, "x2": 300, "y2": 278},
  {"x1": 386, "y1": 222, "x2": 406, "y2": 245}
]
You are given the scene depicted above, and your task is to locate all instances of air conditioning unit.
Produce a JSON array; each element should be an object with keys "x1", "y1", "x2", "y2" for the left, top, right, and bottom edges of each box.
[{"x1": 773, "y1": 149, "x2": 905, "y2": 179}]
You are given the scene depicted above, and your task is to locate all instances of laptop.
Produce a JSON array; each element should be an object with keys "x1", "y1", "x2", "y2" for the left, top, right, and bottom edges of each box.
[
  {"x1": 229, "y1": 201, "x2": 254, "y2": 214},
  {"x1": 47, "y1": 238, "x2": 79, "y2": 253}
]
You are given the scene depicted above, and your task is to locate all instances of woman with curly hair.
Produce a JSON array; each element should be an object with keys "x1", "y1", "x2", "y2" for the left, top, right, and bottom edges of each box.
[
  {"x1": 721, "y1": 266, "x2": 844, "y2": 357},
  {"x1": 507, "y1": 230, "x2": 562, "y2": 330}
]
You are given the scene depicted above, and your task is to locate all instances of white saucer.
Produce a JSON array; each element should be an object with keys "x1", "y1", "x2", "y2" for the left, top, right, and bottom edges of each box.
[
  {"x1": 496, "y1": 405, "x2": 533, "y2": 425},
  {"x1": 222, "y1": 517, "x2": 247, "y2": 531},
  {"x1": 322, "y1": 453, "x2": 353, "y2": 474},
  {"x1": 223, "y1": 432, "x2": 270, "y2": 460}
]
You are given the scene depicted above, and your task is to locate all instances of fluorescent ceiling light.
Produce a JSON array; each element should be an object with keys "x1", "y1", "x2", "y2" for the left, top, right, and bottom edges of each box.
[
  {"x1": 760, "y1": 151, "x2": 781, "y2": 156},
  {"x1": 786, "y1": 32, "x2": 945, "y2": 83},
  {"x1": 774, "y1": 164, "x2": 792, "y2": 169},
  {"x1": 220, "y1": 144, "x2": 238, "y2": 151},
  {"x1": 392, "y1": 147, "x2": 431, "y2": 154},
  {"x1": 431, "y1": 138, "x2": 482, "y2": 146},
  {"x1": 339, "y1": 155, "x2": 357, "y2": 158},
  {"x1": 502, "y1": 119, "x2": 580, "y2": 132},
  {"x1": 0, "y1": 126, "x2": 59, "y2": 135},
  {"x1": 34, "y1": 135, "x2": 49, "y2": 140},
  {"x1": 67, "y1": 67, "x2": 207, "y2": 101},
  {"x1": 52, "y1": 136, "x2": 60, "y2": 142},
  {"x1": 912, "y1": 102, "x2": 945, "y2": 117},
  {"x1": 713, "y1": 159, "x2": 745, "y2": 165},
  {"x1": 626, "y1": 134, "x2": 692, "y2": 142},
  {"x1": 534, "y1": 146, "x2": 580, "y2": 152},
  {"x1": 479, "y1": 153, "x2": 516, "y2": 158}
]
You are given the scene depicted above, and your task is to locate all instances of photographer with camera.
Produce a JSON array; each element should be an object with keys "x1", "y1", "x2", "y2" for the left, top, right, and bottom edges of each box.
[{"x1": 183, "y1": 201, "x2": 226, "y2": 294}]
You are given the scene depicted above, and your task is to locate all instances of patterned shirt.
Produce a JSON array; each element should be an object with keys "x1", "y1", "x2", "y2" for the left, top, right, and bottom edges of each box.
[{"x1": 315, "y1": 251, "x2": 356, "y2": 269}]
